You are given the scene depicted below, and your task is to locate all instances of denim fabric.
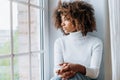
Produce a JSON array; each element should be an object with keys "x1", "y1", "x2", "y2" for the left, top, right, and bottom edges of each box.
[{"x1": 51, "y1": 73, "x2": 93, "y2": 80}]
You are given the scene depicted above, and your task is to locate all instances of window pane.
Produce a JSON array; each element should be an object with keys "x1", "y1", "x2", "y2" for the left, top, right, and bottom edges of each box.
[
  {"x1": 13, "y1": 2, "x2": 29, "y2": 54},
  {"x1": 14, "y1": 55, "x2": 30, "y2": 80},
  {"x1": 0, "y1": 0, "x2": 11, "y2": 55},
  {"x1": 0, "y1": 58, "x2": 11, "y2": 80},
  {"x1": 31, "y1": 53, "x2": 40, "y2": 80},
  {"x1": 30, "y1": 7, "x2": 40, "y2": 51},
  {"x1": 13, "y1": 2, "x2": 18, "y2": 54},
  {"x1": 30, "y1": 0, "x2": 40, "y2": 6}
]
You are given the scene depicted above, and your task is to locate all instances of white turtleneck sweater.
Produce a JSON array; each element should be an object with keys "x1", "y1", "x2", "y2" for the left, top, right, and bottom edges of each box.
[{"x1": 54, "y1": 31, "x2": 103, "y2": 79}]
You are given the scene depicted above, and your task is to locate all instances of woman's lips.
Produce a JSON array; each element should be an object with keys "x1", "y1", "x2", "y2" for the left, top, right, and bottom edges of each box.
[{"x1": 63, "y1": 27, "x2": 67, "y2": 31}]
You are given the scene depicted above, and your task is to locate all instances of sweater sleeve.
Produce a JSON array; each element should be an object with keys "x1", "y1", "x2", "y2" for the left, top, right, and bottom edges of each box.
[
  {"x1": 85, "y1": 38, "x2": 103, "y2": 79},
  {"x1": 54, "y1": 38, "x2": 64, "y2": 75}
]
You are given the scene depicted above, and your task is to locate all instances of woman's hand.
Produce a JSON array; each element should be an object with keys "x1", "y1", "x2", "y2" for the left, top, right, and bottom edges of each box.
[
  {"x1": 58, "y1": 70, "x2": 76, "y2": 79},
  {"x1": 56, "y1": 62, "x2": 86, "y2": 79},
  {"x1": 56, "y1": 63, "x2": 76, "y2": 79},
  {"x1": 58, "y1": 63, "x2": 80, "y2": 73},
  {"x1": 64, "y1": 63, "x2": 86, "y2": 75}
]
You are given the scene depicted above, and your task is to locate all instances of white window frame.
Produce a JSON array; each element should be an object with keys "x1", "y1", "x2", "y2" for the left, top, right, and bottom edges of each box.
[
  {"x1": 0, "y1": 0, "x2": 49, "y2": 80},
  {"x1": 40, "y1": 0, "x2": 49, "y2": 80}
]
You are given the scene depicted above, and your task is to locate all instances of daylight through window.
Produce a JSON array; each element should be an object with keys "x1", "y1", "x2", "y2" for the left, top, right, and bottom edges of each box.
[{"x1": 0, "y1": 0, "x2": 45, "y2": 80}]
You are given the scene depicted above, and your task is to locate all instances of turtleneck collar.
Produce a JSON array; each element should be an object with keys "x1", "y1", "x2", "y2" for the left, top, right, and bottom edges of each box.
[{"x1": 66, "y1": 31, "x2": 87, "y2": 40}]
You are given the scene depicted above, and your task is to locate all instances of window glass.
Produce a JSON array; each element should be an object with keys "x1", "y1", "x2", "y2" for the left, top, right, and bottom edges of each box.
[{"x1": 0, "y1": 0, "x2": 11, "y2": 55}]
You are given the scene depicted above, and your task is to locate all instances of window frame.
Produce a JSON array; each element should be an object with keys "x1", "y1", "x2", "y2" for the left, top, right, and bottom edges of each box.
[{"x1": 0, "y1": 0, "x2": 49, "y2": 80}]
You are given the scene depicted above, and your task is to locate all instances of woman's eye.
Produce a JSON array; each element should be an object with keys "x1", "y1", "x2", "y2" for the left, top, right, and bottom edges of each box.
[{"x1": 65, "y1": 18, "x2": 70, "y2": 21}]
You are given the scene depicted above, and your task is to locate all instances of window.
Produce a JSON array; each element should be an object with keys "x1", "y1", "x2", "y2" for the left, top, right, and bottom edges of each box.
[{"x1": 0, "y1": 0, "x2": 48, "y2": 80}]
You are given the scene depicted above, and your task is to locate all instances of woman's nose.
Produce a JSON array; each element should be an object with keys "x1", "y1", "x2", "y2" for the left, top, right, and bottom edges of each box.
[{"x1": 61, "y1": 22, "x2": 65, "y2": 26}]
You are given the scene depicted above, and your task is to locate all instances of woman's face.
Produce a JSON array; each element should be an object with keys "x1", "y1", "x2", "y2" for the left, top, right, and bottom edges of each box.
[{"x1": 61, "y1": 16, "x2": 77, "y2": 34}]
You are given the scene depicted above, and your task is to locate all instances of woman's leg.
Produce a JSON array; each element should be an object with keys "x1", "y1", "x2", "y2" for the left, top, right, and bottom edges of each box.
[
  {"x1": 51, "y1": 73, "x2": 92, "y2": 80},
  {"x1": 68, "y1": 73, "x2": 91, "y2": 80},
  {"x1": 50, "y1": 76, "x2": 62, "y2": 80}
]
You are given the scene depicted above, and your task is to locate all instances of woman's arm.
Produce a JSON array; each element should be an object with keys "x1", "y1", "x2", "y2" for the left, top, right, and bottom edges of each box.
[
  {"x1": 85, "y1": 38, "x2": 103, "y2": 79},
  {"x1": 54, "y1": 38, "x2": 64, "y2": 75},
  {"x1": 56, "y1": 63, "x2": 86, "y2": 79}
]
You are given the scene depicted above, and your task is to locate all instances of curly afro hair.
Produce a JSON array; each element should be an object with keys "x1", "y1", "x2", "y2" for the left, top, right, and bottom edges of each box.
[{"x1": 53, "y1": 1, "x2": 96, "y2": 36}]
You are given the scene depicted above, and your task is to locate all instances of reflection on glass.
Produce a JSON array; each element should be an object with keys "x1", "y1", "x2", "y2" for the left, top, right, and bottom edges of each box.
[
  {"x1": 0, "y1": 58, "x2": 11, "y2": 80},
  {"x1": 0, "y1": 0, "x2": 11, "y2": 55},
  {"x1": 14, "y1": 55, "x2": 30, "y2": 80},
  {"x1": 30, "y1": 7, "x2": 40, "y2": 52}
]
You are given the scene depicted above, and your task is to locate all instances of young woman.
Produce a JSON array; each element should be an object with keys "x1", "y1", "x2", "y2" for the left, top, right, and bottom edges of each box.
[{"x1": 51, "y1": 1, "x2": 103, "y2": 80}]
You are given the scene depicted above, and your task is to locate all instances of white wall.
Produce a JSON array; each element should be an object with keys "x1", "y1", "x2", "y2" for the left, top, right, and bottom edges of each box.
[{"x1": 48, "y1": 0, "x2": 112, "y2": 79}]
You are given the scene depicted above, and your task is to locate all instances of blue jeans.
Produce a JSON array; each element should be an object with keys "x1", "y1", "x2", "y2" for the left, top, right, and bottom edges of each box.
[{"x1": 51, "y1": 73, "x2": 92, "y2": 80}]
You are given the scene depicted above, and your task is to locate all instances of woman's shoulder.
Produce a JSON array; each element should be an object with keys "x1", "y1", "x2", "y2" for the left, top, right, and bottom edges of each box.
[
  {"x1": 87, "y1": 35, "x2": 103, "y2": 44},
  {"x1": 54, "y1": 36, "x2": 64, "y2": 44},
  {"x1": 55, "y1": 36, "x2": 63, "y2": 41},
  {"x1": 55, "y1": 35, "x2": 66, "y2": 42}
]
